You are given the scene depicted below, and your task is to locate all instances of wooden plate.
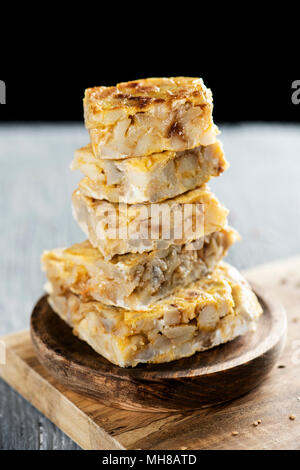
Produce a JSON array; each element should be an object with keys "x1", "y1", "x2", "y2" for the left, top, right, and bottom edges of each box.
[{"x1": 30, "y1": 289, "x2": 287, "y2": 412}]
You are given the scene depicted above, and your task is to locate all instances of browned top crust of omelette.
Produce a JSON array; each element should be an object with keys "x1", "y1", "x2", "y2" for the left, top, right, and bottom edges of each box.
[{"x1": 84, "y1": 77, "x2": 212, "y2": 118}]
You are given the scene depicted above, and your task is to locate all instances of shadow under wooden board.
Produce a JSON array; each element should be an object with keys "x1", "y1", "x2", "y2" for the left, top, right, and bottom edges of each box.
[{"x1": 1, "y1": 256, "x2": 300, "y2": 450}]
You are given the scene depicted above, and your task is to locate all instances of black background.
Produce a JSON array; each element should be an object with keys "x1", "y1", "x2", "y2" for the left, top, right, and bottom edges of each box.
[{"x1": 1, "y1": 23, "x2": 299, "y2": 123}]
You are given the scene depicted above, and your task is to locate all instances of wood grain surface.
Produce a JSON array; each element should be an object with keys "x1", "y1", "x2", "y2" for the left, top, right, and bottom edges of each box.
[
  {"x1": 29, "y1": 291, "x2": 286, "y2": 412},
  {"x1": 1, "y1": 123, "x2": 300, "y2": 449},
  {"x1": 1, "y1": 256, "x2": 300, "y2": 449}
]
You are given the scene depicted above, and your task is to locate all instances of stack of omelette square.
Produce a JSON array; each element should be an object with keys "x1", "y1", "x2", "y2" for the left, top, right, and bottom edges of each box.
[{"x1": 42, "y1": 77, "x2": 262, "y2": 367}]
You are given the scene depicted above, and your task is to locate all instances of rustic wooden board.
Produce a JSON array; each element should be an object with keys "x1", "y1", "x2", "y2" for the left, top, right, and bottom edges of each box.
[{"x1": 1, "y1": 256, "x2": 300, "y2": 450}]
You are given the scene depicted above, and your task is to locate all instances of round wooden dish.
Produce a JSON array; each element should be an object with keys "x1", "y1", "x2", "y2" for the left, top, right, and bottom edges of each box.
[{"x1": 30, "y1": 289, "x2": 287, "y2": 412}]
